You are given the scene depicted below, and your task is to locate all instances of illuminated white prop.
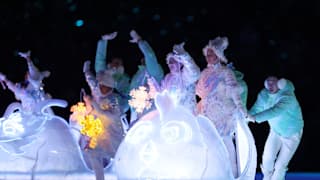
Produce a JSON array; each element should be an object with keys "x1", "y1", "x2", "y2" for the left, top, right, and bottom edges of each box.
[
  {"x1": 114, "y1": 91, "x2": 257, "y2": 179},
  {"x1": 1, "y1": 112, "x2": 24, "y2": 136},
  {"x1": 0, "y1": 99, "x2": 96, "y2": 177},
  {"x1": 0, "y1": 100, "x2": 68, "y2": 156}
]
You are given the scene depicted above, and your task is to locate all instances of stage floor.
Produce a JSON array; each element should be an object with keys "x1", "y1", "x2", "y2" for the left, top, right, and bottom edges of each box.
[
  {"x1": 2, "y1": 172, "x2": 320, "y2": 179},
  {"x1": 255, "y1": 172, "x2": 320, "y2": 180}
]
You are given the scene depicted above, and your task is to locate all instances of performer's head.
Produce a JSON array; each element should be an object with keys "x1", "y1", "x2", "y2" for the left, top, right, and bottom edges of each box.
[
  {"x1": 96, "y1": 71, "x2": 114, "y2": 96},
  {"x1": 204, "y1": 48, "x2": 219, "y2": 65},
  {"x1": 203, "y1": 36, "x2": 228, "y2": 65},
  {"x1": 264, "y1": 76, "x2": 286, "y2": 94},
  {"x1": 108, "y1": 57, "x2": 124, "y2": 74},
  {"x1": 166, "y1": 53, "x2": 182, "y2": 73},
  {"x1": 264, "y1": 76, "x2": 279, "y2": 93},
  {"x1": 109, "y1": 57, "x2": 123, "y2": 68}
]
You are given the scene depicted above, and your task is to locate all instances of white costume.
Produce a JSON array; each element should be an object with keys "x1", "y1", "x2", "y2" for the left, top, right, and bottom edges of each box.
[
  {"x1": 161, "y1": 43, "x2": 200, "y2": 113},
  {"x1": 0, "y1": 51, "x2": 51, "y2": 114},
  {"x1": 196, "y1": 37, "x2": 251, "y2": 178},
  {"x1": 196, "y1": 63, "x2": 245, "y2": 136}
]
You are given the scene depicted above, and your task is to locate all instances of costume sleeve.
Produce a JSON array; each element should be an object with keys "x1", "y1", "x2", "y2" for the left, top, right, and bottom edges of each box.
[
  {"x1": 26, "y1": 58, "x2": 41, "y2": 78},
  {"x1": 3, "y1": 78, "x2": 20, "y2": 94},
  {"x1": 253, "y1": 93, "x2": 294, "y2": 123},
  {"x1": 94, "y1": 39, "x2": 108, "y2": 73},
  {"x1": 225, "y1": 69, "x2": 248, "y2": 117},
  {"x1": 129, "y1": 67, "x2": 145, "y2": 90},
  {"x1": 180, "y1": 52, "x2": 201, "y2": 86},
  {"x1": 84, "y1": 70, "x2": 97, "y2": 92},
  {"x1": 249, "y1": 91, "x2": 266, "y2": 115},
  {"x1": 138, "y1": 40, "x2": 164, "y2": 83}
]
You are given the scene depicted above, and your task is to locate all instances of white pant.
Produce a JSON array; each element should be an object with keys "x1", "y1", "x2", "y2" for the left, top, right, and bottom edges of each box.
[
  {"x1": 222, "y1": 136, "x2": 238, "y2": 178},
  {"x1": 261, "y1": 130, "x2": 302, "y2": 180}
]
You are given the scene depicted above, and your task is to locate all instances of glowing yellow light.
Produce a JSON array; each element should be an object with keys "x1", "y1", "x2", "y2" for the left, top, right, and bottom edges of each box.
[
  {"x1": 70, "y1": 102, "x2": 104, "y2": 149},
  {"x1": 129, "y1": 86, "x2": 153, "y2": 113},
  {"x1": 70, "y1": 102, "x2": 87, "y2": 113},
  {"x1": 70, "y1": 102, "x2": 87, "y2": 123},
  {"x1": 79, "y1": 114, "x2": 104, "y2": 149}
]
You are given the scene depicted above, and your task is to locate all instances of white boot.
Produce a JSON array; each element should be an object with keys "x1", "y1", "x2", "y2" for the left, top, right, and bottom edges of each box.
[
  {"x1": 271, "y1": 166, "x2": 287, "y2": 180},
  {"x1": 261, "y1": 164, "x2": 273, "y2": 180}
]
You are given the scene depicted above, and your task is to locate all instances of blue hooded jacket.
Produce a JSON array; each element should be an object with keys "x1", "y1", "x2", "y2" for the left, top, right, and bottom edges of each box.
[{"x1": 249, "y1": 79, "x2": 303, "y2": 137}]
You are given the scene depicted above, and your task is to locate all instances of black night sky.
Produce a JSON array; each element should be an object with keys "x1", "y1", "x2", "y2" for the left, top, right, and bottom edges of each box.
[{"x1": 0, "y1": 0, "x2": 319, "y2": 172}]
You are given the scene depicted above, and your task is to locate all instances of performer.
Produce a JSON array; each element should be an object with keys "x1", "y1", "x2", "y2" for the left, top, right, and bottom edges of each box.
[
  {"x1": 128, "y1": 30, "x2": 164, "y2": 125},
  {"x1": 95, "y1": 32, "x2": 130, "y2": 102},
  {"x1": 0, "y1": 50, "x2": 51, "y2": 114},
  {"x1": 196, "y1": 36, "x2": 252, "y2": 177},
  {"x1": 160, "y1": 42, "x2": 200, "y2": 114},
  {"x1": 71, "y1": 32, "x2": 128, "y2": 180},
  {"x1": 249, "y1": 76, "x2": 304, "y2": 180}
]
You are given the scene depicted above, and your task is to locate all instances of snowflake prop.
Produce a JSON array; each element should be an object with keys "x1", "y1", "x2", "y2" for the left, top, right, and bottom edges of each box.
[{"x1": 129, "y1": 86, "x2": 154, "y2": 113}]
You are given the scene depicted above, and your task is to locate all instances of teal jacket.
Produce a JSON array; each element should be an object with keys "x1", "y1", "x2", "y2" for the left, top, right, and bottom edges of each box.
[
  {"x1": 249, "y1": 79, "x2": 303, "y2": 137},
  {"x1": 129, "y1": 40, "x2": 164, "y2": 90}
]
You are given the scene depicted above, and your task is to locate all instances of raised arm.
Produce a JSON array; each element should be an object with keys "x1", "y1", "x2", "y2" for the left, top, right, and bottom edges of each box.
[
  {"x1": 18, "y1": 50, "x2": 50, "y2": 90},
  {"x1": 129, "y1": 30, "x2": 164, "y2": 83},
  {"x1": 94, "y1": 32, "x2": 118, "y2": 73},
  {"x1": 172, "y1": 42, "x2": 200, "y2": 85},
  {"x1": 19, "y1": 51, "x2": 45, "y2": 79},
  {"x1": 83, "y1": 60, "x2": 98, "y2": 91},
  {"x1": 0, "y1": 72, "x2": 20, "y2": 94}
]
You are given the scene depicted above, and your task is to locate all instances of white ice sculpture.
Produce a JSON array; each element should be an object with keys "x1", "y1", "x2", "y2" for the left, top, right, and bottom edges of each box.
[
  {"x1": 113, "y1": 90, "x2": 256, "y2": 180},
  {"x1": 0, "y1": 99, "x2": 116, "y2": 180}
]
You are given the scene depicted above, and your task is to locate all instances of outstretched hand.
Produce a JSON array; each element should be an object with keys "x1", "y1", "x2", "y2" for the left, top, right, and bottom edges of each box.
[
  {"x1": 102, "y1": 32, "x2": 118, "y2": 40},
  {"x1": 173, "y1": 42, "x2": 186, "y2": 55},
  {"x1": 83, "y1": 60, "x2": 91, "y2": 73},
  {"x1": 18, "y1": 50, "x2": 31, "y2": 60},
  {"x1": 129, "y1": 30, "x2": 142, "y2": 43},
  {"x1": 245, "y1": 114, "x2": 256, "y2": 123},
  {"x1": 0, "y1": 72, "x2": 6, "y2": 81},
  {"x1": 172, "y1": 42, "x2": 187, "y2": 63},
  {"x1": 0, "y1": 72, "x2": 7, "y2": 89}
]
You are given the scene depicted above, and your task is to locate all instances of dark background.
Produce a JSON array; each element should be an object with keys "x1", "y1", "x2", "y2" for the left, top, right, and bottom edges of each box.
[{"x1": 0, "y1": 0, "x2": 319, "y2": 172}]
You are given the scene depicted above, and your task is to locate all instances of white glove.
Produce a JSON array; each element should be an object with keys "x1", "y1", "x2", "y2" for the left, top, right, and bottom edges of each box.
[
  {"x1": 245, "y1": 114, "x2": 256, "y2": 123},
  {"x1": 173, "y1": 42, "x2": 186, "y2": 55},
  {"x1": 0, "y1": 72, "x2": 6, "y2": 81},
  {"x1": 129, "y1": 30, "x2": 142, "y2": 43},
  {"x1": 83, "y1": 60, "x2": 91, "y2": 73},
  {"x1": 101, "y1": 32, "x2": 118, "y2": 40},
  {"x1": 18, "y1": 50, "x2": 31, "y2": 60},
  {"x1": 173, "y1": 42, "x2": 189, "y2": 64}
]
